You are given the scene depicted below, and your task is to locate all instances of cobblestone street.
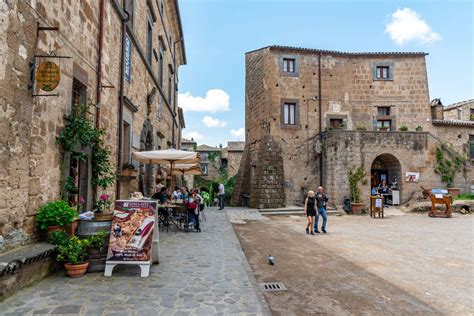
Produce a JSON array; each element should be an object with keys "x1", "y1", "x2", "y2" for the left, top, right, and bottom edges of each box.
[{"x1": 1, "y1": 209, "x2": 270, "y2": 316}]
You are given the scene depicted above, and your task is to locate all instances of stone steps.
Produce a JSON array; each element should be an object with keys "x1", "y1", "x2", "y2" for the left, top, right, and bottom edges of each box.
[{"x1": 259, "y1": 207, "x2": 345, "y2": 216}]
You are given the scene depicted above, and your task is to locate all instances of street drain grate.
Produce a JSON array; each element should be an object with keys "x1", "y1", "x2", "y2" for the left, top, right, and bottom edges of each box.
[{"x1": 260, "y1": 282, "x2": 287, "y2": 292}]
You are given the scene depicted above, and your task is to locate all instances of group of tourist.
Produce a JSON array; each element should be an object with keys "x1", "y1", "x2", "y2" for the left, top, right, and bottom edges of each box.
[
  {"x1": 151, "y1": 184, "x2": 207, "y2": 232},
  {"x1": 304, "y1": 186, "x2": 328, "y2": 235}
]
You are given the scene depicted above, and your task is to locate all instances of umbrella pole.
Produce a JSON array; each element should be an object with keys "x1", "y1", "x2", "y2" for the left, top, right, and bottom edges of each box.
[{"x1": 170, "y1": 161, "x2": 174, "y2": 192}]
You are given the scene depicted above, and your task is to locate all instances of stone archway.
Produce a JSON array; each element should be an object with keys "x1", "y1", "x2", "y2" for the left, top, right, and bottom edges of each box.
[
  {"x1": 370, "y1": 153, "x2": 402, "y2": 200},
  {"x1": 139, "y1": 119, "x2": 155, "y2": 196}
]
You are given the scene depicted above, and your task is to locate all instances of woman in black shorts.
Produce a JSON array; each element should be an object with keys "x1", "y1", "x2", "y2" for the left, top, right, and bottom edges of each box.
[{"x1": 304, "y1": 190, "x2": 317, "y2": 235}]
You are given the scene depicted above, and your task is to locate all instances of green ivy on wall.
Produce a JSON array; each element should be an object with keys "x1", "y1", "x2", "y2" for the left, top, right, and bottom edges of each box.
[
  {"x1": 56, "y1": 104, "x2": 115, "y2": 192},
  {"x1": 434, "y1": 146, "x2": 464, "y2": 188}
]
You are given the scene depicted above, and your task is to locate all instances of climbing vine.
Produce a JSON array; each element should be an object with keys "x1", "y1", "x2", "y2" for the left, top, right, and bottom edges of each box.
[
  {"x1": 56, "y1": 104, "x2": 115, "y2": 192},
  {"x1": 434, "y1": 146, "x2": 464, "y2": 188}
]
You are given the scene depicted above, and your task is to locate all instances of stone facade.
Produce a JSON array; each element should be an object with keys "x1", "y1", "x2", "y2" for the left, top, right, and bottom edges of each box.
[
  {"x1": 233, "y1": 45, "x2": 473, "y2": 208},
  {"x1": 443, "y1": 99, "x2": 474, "y2": 121},
  {"x1": 226, "y1": 141, "x2": 244, "y2": 177},
  {"x1": 196, "y1": 144, "x2": 223, "y2": 180},
  {"x1": 0, "y1": 0, "x2": 186, "y2": 252}
]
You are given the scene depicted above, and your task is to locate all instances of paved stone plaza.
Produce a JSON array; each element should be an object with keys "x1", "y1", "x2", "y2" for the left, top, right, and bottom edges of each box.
[{"x1": 1, "y1": 209, "x2": 270, "y2": 315}]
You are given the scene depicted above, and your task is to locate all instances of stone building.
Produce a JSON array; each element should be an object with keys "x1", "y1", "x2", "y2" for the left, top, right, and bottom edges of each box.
[
  {"x1": 233, "y1": 45, "x2": 473, "y2": 208},
  {"x1": 196, "y1": 144, "x2": 223, "y2": 179},
  {"x1": 193, "y1": 141, "x2": 245, "y2": 180},
  {"x1": 0, "y1": 0, "x2": 186, "y2": 252},
  {"x1": 224, "y1": 141, "x2": 245, "y2": 177}
]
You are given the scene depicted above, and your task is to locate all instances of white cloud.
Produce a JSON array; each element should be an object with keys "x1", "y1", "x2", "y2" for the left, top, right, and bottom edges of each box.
[
  {"x1": 183, "y1": 131, "x2": 204, "y2": 142},
  {"x1": 385, "y1": 8, "x2": 441, "y2": 45},
  {"x1": 202, "y1": 116, "x2": 227, "y2": 128},
  {"x1": 178, "y1": 89, "x2": 230, "y2": 112},
  {"x1": 230, "y1": 128, "x2": 245, "y2": 140}
]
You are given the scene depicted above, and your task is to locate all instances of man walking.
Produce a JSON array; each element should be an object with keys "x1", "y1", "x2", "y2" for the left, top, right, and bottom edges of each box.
[
  {"x1": 314, "y1": 186, "x2": 328, "y2": 233},
  {"x1": 218, "y1": 183, "x2": 225, "y2": 210}
]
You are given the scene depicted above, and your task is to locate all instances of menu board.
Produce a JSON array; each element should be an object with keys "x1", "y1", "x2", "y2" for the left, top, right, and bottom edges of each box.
[{"x1": 106, "y1": 200, "x2": 157, "y2": 262}]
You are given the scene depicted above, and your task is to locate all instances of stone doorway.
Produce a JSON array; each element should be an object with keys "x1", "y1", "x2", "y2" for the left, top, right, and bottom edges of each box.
[
  {"x1": 139, "y1": 120, "x2": 155, "y2": 197},
  {"x1": 370, "y1": 153, "x2": 401, "y2": 193}
]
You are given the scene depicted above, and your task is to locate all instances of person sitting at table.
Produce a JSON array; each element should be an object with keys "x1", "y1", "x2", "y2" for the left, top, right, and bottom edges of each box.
[
  {"x1": 171, "y1": 186, "x2": 180, "y2": 201},
  {"x1": 378, "y1": 180, "x2": 390, "y2": 206},
  {"x1": 179, "y1": 187, "x2": 189, "y2": 200}
]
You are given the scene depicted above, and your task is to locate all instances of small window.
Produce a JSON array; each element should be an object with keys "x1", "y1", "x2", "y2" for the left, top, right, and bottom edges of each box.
[
  {"x1": 146, "y1": 10, "x2": 153, "y2": 64},
  {"x1": 71, "y1": 78, "x2": 87, "y2": 109},
  {"x1": 283, "y1": 58, "x2": 295, "y2": 73},
  {"x1": 283, "y1": 103, "x2": 296, "y2": 125},
  {"x1": 157, "y1": 95, "x2": 163, "y2": 120},
  {"x1": 378, "y1": 107, "x2": 391, "y2": 116},
  {"x1": 376, "y1": 66, "x2": 390, "y2": 79},
  {"x1": 329, "y1": 119, "x2": 344, "y2": 129},
  {"x1": 200, "y1": 163, "x2": 208, "y2": 175},
  {"x1": 168, "y1": 73, "x2": 173, "y2": 106},
  {"x1": 470, "y1": 109, "x2": 474, "y2": 121},
  {"x1": 469, "y1": 135, "x2": 474, "y2": 159},
  {"x1": 158, "y1": 44, "x2": 164, "y2": 87},
  {"x1": 376, "y1": 120, "x2": 391, "y2": 131},
  {"x1": 122, "y1": 121, "x2": 131, "y2": 164}
]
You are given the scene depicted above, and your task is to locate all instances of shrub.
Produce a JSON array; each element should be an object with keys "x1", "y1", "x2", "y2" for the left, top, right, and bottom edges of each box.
[
  {"x1": 48, "y1": 230, "x2": 70, "y2": 247},
  {"x1": 355, "y1": 123, "x2": 367, "y2": 131},
  {"x1": 415, "y1": 125, "x2": 423, "y2": 131},
  {"x1": 36, "y1": 200, "x2": 79, "y2": 230},
  {"x1": 56, "y1": 235, "x2": 91, "y2": 265},
  {"x1": 348, "y1": 166, "x2": 367, "y2": 203},
  {"x1": 399, "y1": 125, "x2": 408, "y2": 131}
]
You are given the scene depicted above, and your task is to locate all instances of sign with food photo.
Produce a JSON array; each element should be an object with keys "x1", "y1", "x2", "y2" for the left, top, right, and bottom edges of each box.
[{"x1": 106, "y1": 200, "x2": 157, "y2": 262}]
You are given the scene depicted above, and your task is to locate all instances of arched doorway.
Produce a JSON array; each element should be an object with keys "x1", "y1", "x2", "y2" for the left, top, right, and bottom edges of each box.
[
  {"x1": 371, "y1": 153, "x2": 401, "y2": 193},
  {"x1": 139, "y1": 119, "x2": 155, "y2": 196}
]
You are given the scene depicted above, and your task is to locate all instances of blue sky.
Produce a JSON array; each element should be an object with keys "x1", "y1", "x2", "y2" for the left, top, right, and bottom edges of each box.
[{"x1": 177, "y1": 0, "x2": 473, "y2": 147}]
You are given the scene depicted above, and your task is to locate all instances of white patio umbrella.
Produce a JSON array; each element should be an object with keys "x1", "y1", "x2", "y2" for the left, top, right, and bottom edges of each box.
[
  {"x1": 163, "y1": 164, "x2": 202, "y2": 176},
  {"x1": 132, "y1": 149, "x2": 200, "y2": 191}
]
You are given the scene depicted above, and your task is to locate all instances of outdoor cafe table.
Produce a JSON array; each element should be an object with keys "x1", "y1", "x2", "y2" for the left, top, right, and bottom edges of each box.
[{"x1": 158, "y1": 203, "x2": 189, "y2": 232}]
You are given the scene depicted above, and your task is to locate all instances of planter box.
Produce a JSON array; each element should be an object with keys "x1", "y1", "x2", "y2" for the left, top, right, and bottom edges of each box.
[
  {"x1": 447, "y1": 188, "x2": 460, "y2": 197},
  {"x1": 351, "y1": 203, "x2": 364, "y2": 215}
]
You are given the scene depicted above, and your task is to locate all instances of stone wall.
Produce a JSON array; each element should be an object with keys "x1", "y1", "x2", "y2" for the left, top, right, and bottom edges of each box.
[
  {"x1": 227, "y1": 150, "x2": 243, "y2": 177},
  {"x1": 249, "y1": 135, "x2": 286, "y2": 209},
  {"x1": 320, "y1": 131, "x2": 472, "y2": 208},
  {"x1": 0, "y1": 0, "x2": 186, "y2": 252},
  {"x1": 443, "y1": 100, "x2": 473, "y2": 121}
]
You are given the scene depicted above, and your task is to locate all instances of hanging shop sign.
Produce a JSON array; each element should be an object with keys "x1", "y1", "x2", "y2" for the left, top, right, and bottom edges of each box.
[
  {"x1": 35, "y1": 61, "x2": 61, "y2": 92},
  {"x1": 124, "y1": 34, "x2": 132, "y2": 83},
  {"x1": 405, "y1": 172, "x2": 420, "y2": 183},
  {"x1": 104, "y1": 200, "x2": 157, "y2": 277}
]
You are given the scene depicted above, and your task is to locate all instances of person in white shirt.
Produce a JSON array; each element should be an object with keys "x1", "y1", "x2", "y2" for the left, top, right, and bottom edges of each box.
[
  {"x1": 218, "y1": 183, "x2": 225, "y2": 210},
  {"x1": 171, "y1": 186, "x2": 180, "y2": 201}
]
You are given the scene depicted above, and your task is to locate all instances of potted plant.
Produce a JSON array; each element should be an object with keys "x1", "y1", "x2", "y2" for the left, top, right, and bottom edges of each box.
[
  {"x1": 378, "y1": 126, "x2": 389, "y2": 131},
  {"x1": 415, "y1": 125, "x2": 423, "y2": 132},
  {"x1": 56, "y1": 235, "x2": 92, "y2": 277},
  {"x1": 399, "y1": 125, "x2": 408, "y2": 131},
  {"x1": 355, "y1": 123, "x2": 367, "y2": 131},
  {"x1": 348, "y1": 166, "x2": 367, "y2": 215},
  {"x1": 36, "y1": 200, "x2": 79, "y2": 237},
  {"x1": 121, "y1": 163, "x2": 137, "y2": 177}
]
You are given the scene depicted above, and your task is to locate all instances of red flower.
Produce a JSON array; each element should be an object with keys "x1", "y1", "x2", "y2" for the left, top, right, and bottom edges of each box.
[{"x1": 100, "y1": 194, "x2": 108, "y2": 201}]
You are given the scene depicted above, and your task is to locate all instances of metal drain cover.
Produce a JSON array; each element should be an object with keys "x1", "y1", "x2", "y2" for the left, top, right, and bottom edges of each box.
[{"x1": 260, "y1": 282, "x2": 287, "y2": 292}]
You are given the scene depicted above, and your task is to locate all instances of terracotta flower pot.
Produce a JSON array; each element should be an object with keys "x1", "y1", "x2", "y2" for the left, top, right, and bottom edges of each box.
[
  {"x1": 351, "y1": 203, "x2": 364, "y2": 215},
  {"x1": 64, "y1": 262, "x2": 89, "y2": 278},
  {"x1": 47, "y1": 225, "x2": 65, "y2": 238},
  {"x1": 447, "y1": 188, "x2": 460, "y2": 197},
  {"x1": 65, "y1": 219, "x2": 79, "y2": 237}
]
